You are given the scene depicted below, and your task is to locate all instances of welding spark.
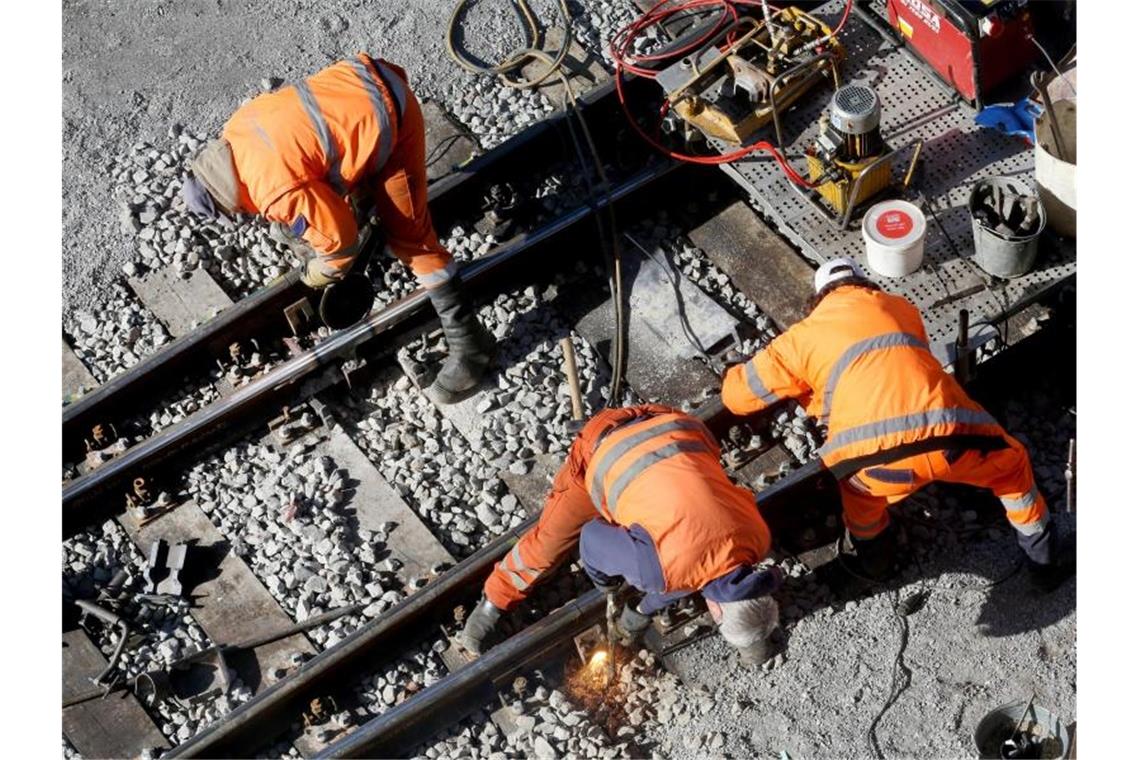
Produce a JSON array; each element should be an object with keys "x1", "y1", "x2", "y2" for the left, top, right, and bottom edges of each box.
[{"x1": 589, "y1": 649, "x2": 609, "y2": 670}]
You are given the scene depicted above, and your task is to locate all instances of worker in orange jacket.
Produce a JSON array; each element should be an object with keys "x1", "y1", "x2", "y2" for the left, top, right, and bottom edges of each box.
[
  {"x1": 181, "y1": 54, "x2": 494, "y2": 403},
  {"x1": 722, "y1": 258, "x2": 1065, "y2": 588},
  {"x1": 458, "y1": 405, "x2": 785, "y2": 665}
]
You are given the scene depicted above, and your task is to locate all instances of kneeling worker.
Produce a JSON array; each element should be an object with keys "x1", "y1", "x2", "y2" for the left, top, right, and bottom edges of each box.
[
  {"x1": 459, "y1": 404, "x2": 784, "y2": 664},
  {"x1": 181, "y1": 54, "x2": 493, "y2": 403},
  {"x1": 722, "y1": 258, "x2": 1067, "y2": 588}
]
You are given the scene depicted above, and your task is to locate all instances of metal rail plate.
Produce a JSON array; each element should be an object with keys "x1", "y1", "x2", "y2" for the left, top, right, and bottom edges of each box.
[{"x1": 661, "y1": 0, "x2": 1075, "y2": 343}]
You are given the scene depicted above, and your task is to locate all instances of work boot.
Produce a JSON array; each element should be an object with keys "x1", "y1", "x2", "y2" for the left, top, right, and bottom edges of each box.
[
  {"x1": 425, "y1": 275, "x2": 496, "y2": 404},
  {"x1": 851, "y1": 526, "x2": 897, "y2": 581},
  {"x1": 734, "y1": 636, "x2": 776, "y2": 668},
  {"x1": 1019, "y1": 523, "x2": 1075, "y2": 593},
  {"x1": 456, "y1": 597, "x2": 502, "y2": 655},
  {"x1": 615, "y1": 600, "x2": 652, "y2": 644}
]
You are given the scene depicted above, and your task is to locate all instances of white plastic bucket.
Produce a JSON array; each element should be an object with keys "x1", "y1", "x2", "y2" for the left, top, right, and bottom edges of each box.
[
  {"x1": 1035, "y1": 99, "x2": 1076, "y2": 239},
  {"x1": 862, "y1": 200, "x2": 926, "y2": 277}
]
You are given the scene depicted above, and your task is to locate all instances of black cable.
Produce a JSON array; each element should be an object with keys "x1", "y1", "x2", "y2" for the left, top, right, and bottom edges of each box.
[
  {"x1": 425, "y1": 133, "x2": 466, "y2": 170},
  {"x1": 868, "y1": 588, "x2": 913, "y2": 759},
  {"x1": 558, "y1": 86, "x2": 627, "y2": 405},
  {"x1": 833, "y1": 509, "x2": 1025, "y2": 758}
]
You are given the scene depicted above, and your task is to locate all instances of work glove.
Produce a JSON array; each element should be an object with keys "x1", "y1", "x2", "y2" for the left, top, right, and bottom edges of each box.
[
  {"x1": 269, "y1": 221, "x2": 320, "y2": 263},
  {"x1": 456, "y1": 597, "x2": 502, "y2": 655},
  {"x1": 302, "y1": 258, "x2": 338, "y2": 290},
  {"x1": 615, "y1": 599, "x2": 652, "y2": 644}
]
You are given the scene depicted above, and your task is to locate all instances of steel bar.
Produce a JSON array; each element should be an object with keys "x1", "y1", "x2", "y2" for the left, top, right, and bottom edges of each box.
[
  {"x1": 318, "y1": 591, "x2": 607, "y2": 759},
  {"x1": 62, "y1": 159, "x2": 679, "y2": 534},
  {"x1": 62, "y1": 268, "x2": 307, "y2": 459}
]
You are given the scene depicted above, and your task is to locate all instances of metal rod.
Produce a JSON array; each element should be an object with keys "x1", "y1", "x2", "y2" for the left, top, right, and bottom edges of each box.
[
  {"x1": 1065, "y1": 437, "x2": 1076, "y2": 513},
  {"x1": 62, "y1": 160, "x2": 676, "y2": 535},
  {"x1": 559, "y1": 337, "x2": 584, "y2": 421},
  {"x1": 902, "y1": 140, "x2": 923, "y2": 190},
  {"x1": 1032, "y1": 71, "x2": 1070, "y2": 163},
  {"x1": 954, "y1": 308, "x2": 971, "y2": 384}
]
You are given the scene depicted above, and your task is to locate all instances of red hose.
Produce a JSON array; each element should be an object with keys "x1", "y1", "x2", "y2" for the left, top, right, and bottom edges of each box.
[{"x1": 610, "y1": 0, "x2": 854, "y2": 187}]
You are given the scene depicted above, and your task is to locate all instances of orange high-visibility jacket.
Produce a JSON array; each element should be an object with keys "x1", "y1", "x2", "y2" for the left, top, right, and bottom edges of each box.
[
  {"x1": 584, "y1": 412, "x2": 771, "y2": 592},
  {"x1": 722, "y1": 285, "x2": 1004, "y2": 468},
  {"x1": 222, "y1": 53, "x2": 407, "y2": 257}
]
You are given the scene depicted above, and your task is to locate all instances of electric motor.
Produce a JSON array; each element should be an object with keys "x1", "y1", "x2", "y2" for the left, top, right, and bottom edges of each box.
[{"x1": 818, "y1": 83, "x2": 883, "y2": 161}]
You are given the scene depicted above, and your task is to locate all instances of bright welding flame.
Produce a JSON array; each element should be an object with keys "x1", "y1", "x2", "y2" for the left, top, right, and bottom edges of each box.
[{"x1": 589, "y1": 649, "x2": 609, "y2": 670}]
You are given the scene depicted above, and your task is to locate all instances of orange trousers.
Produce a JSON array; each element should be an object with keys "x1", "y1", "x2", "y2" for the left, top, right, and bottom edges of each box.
[
  {"x1": 840, "y1": 433, "x2": 1049, "y2": 540},
  {"x1": 484, "y1": 405, "x2": 675, "y2": 610},
  {"x1": 368, "y1": 71, "x2": 453, "y2": 287}
]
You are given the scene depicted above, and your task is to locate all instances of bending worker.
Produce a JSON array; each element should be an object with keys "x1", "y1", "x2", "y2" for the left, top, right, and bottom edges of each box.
[
  {"x1": 181, "y1": 54, "x2": 493, "y2": 403},
  {"x1": 459, "y1": 404, "x2": 784, "y2": 665},
  {"x1": 722, "y1": 258, "x2": 1065, "y2": 588}
]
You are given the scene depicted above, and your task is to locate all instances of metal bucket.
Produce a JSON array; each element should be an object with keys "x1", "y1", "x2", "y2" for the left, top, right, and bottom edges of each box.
[
  {"x1": 974, "y1": 701, "x2": 1070, "y2": 759},
  {"x1": 969, "y1": 177, "x2": 1047, "y2": 278}
]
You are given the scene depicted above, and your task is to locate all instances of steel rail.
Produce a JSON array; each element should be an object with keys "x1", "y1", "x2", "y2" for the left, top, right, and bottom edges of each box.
[
  {"x1": 62, "y1": 268, "x2": 308, "y2": 460},
  {"x1": 321, "y1": 590, "x2": 607, "y2": 759},
  {"x1": 62, "y1": 159, "x2": 681, "y2": 535}
]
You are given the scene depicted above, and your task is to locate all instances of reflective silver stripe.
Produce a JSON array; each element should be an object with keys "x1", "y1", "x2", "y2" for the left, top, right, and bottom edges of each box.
[
  {"x1": 502, "y1": 568, "x2": 530, "y2": 590},
  {"x1": 374, "y1": 61, "x2": 408, "y2": 118},
  {"x1": 820, "y1": 332, "x2": 927, "y2": 426},
  {"x1": 348, "y1": 58, "x2": 394, "y2": 172},
  {"x1": 294, "y1": 81, "x2": 345, "y2": 193},
  {"x1": 1000, "y1": 485, "x2": 1040, "y2": 512},
  {"x1": 1009, "y1": 519, "x2": 1045, "y2": 536},
  {"x1": 251, "y1": 118, "x2": 275, "y2": 150},
  {"x1": 588, "y1": 417, "x2": 711, "y2": 508},
  {"x1": 508, "y1": 545, "x2": 528, "y2": 574},
  {"x1": 819, "y1": 407, "x2": 998, "y2": 457},
  {"x1": 745, "y1": 360, "x2": 780, "y2": 405},
  {"x1": 417, "y1": 261, "x2": 458, "y2": 289},
  {"x1": 604, "y1": 439, "x2": 712, "y2": 510}
]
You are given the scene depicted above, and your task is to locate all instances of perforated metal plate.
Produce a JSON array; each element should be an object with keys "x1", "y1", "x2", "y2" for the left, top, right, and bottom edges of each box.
[{"x1": 661, "y1": 0, "x2": 1075, "y2": 343}]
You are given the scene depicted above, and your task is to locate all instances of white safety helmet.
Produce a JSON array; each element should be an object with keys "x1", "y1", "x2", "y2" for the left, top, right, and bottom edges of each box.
[{"x1": 813, "y1": 257, "x2": 867, "y2": 294}]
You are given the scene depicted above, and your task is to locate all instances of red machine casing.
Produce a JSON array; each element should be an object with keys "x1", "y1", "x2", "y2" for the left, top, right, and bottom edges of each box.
[{"x1": 885, "y1": 0, "x2": 1036, "y2": 105}]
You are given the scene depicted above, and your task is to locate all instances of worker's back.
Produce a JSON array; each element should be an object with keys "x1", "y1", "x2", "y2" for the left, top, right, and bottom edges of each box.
[
  {"x1": 761, "y1": 285, "x2": 998, "y2": 465},
  {"x1": 584, "y1": 412, "x2": 770, "y2": 591},
  {"x1": 222, "y1": 54, "x2": 403, "y2": 212}
]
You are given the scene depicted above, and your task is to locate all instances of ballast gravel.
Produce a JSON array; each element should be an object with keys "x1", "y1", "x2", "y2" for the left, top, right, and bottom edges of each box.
[{"x1": 185, "y1": 440, "x2": 418, "y2": 648}]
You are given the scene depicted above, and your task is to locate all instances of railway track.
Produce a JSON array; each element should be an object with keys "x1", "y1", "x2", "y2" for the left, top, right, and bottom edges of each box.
[
  {"x1": 167, "y1": 303, "x2": 1073, "y2": 759},
  {"x1": 64, "y1": 5, "x2": 1076, "y2": 758},
  {"x1": 61, "y1": 49, "x2": 734, "y2": 535}
]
